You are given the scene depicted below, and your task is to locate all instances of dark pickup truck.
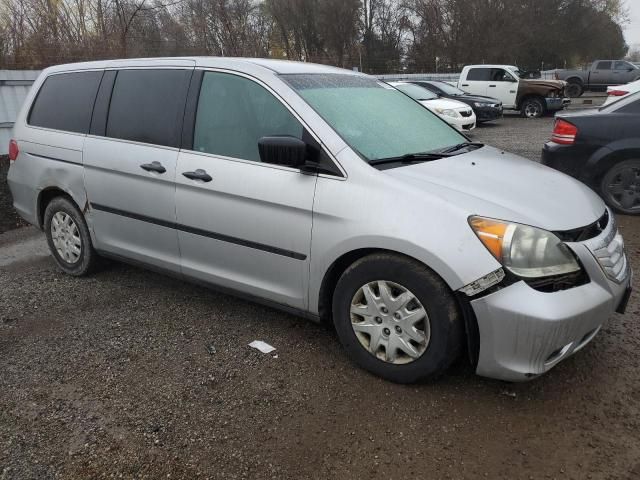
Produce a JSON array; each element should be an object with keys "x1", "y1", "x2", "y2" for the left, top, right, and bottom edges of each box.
[{"x1": 555, "y1": 60, "x2": 640, "y2": 97}]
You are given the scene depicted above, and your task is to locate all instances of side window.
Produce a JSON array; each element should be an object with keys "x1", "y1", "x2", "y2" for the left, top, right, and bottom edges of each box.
[
  {"x1": 28, "y1": 71, "x2": 103, "y2": 134},
  {"x1": 489, "y1": 69, "x2": 514, "y2": 82},
  {"x1": 596, "y1": 61, "x2": 612, "y2": 70},
  {"x1": 466, "y1": 68, "x2": 491, "y2": 81},
  {"x1": 106, "y1": 69, "x2": 192, "y2": 148},
  {"x1": 614, "y1": 61, "x2": 631, "y2": 70},
  {"x1": 193, "y1": 72, "x2": 303, "y2": 163}
]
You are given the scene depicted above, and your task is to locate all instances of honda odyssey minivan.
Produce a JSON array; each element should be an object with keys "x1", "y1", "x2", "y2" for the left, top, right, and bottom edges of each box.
[{"x1": 8, "y1": 58, "x2": 632, "y2": 383}]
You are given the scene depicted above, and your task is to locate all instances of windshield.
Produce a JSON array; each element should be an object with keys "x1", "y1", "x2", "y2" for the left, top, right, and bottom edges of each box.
[
  {"x1": 282, "y1": 74, "x2": 465, "y2": 162},
  {"x1": 430, "y1": 81, "x2": 466, "y2": 96},
  {"x1": 391, "y1": 83, "x2": 438, "y2": 101}
]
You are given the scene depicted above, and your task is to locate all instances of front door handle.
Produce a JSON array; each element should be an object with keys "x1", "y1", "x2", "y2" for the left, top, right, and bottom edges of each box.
[
  {"x1": 489, "y1": 85, "x2": 497, "y2": 87},
  {"x1": 461, "y1": 83, "x2": 469, "y2": 86},
  {"x1": 182, "y1": 169, "x2": 212, "y2": 182},
  {"x1": 140, "y1": 161, "x2": 166, "y2": 174}
]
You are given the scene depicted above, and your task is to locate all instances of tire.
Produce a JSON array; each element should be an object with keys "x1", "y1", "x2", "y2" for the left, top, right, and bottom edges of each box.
[
  {"x1": 520, "y1": 97, "x2": 546, "y2": 118},
  {"x1": 332, "y1": 253, "x2": 463, "y2": 383},
  {"x1": 599, "y1": 159, "x2": 640, "y2": 216},
  {"x1": 566, "y1": 81, "x2": 583, "y2": 98},
  {"x1": 44, "y1": 196, "x2": 99, "y2": 275}
]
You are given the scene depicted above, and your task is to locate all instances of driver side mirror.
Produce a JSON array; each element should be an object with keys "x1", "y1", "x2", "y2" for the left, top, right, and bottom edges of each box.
[{"x1": 258, "y1": 136, "x2": 307, "y2": 168}]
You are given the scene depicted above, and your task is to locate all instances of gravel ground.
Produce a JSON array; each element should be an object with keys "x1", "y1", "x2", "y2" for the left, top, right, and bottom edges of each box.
[{"x1": 2, "y1": 115, "x2": 640, "y2": 479}]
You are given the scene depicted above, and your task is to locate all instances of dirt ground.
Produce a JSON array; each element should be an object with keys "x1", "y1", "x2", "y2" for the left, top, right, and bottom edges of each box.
[{"x1": 1, "y1": 115, "x2": 639, "y2": 479}]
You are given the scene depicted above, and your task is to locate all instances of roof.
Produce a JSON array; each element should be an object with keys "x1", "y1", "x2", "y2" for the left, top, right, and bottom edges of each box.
[{"x1": 44, "y1": 57, "x2": 358, "y2": 76}]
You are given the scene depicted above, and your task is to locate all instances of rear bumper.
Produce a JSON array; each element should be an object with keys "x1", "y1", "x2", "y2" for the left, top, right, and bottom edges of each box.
[
  {"x1": 540, "y1": 142, "x2": 598, "y2": 184},
  {"x1": 471, "y1": 217, "x2": 630, "y2": 382},
  {"x1": 7, "y1": 162, "x2": 39, "y2": 226}
]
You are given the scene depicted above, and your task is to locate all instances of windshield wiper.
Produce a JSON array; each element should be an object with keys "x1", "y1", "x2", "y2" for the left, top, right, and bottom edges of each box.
[
  {"x1": 438, "y1": 142, "x2": 484, "y2": 154},
  {"x1": 369, "y1": 152, "x2": 450, "y2": 166}
]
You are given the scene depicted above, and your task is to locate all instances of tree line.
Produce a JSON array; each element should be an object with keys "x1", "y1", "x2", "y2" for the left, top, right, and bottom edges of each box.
[{"x1": 0, "y1": 0, "x2": 629, "y2": 73}]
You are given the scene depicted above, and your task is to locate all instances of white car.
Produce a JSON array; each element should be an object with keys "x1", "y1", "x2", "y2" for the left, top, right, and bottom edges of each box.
[
  {"x1": 603, "y1": 78, "x2": 640, "y2": 105},
  {"x1": 389, "y1": 81, "x2": 476, "y2": 132}
]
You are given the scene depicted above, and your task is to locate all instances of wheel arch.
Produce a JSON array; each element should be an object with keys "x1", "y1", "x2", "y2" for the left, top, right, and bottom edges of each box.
[
  {"x1": 517, "y1": 93, "x2": 546, "y2": 111},
  {"x1": 584, "y1": 141, "x2": 640, "y2": 185},
  {"x1": 316, "y1": 247, "x2": 479, "y2": 366},
  {"x1": 565, "y1": 76, "x2": 583, "y2": 85},
  {"x1": 36, "y1": 186, "x2": 81, "y2": 229}
]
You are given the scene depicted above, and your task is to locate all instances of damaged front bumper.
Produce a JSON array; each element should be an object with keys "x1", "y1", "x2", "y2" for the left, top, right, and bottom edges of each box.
[
  {"x1": 545, "y1": 96, "x2": 571, "y2": 111},
  {"x1": 468, "y1": 217, "x2": 631, "y2": 382}
]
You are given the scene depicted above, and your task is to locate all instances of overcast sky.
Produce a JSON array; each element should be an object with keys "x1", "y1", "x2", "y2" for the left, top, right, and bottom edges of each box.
[{"x1": 624, "y1": 1, "x2": 640, "y2": 49}]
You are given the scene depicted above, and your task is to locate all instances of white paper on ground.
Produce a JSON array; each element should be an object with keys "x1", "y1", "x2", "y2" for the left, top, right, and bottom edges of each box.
[{"x1": 249, "y1": 340, "x2": 276, "y2": 354}]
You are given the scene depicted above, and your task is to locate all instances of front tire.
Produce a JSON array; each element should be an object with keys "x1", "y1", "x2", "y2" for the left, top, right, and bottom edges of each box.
[
  {"x1": 332, "y1": 253, "x2": 463, "y2": 383},
  {"x1": 520, "y1": 97, "x2": 546, "y2": 118},
  {"x1": 44, "y1": 196, "x2": 99, "y2": 275},
  {"x1": 599, "y1": 159, "x2": 640, "y2": 215}
]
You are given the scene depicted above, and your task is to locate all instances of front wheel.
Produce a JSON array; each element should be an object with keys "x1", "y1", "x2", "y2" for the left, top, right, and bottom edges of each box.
[
  {"x1": 520, "y1": 97, "x2": 546, "y2": 118},
  {"x1": 332, "y1": 253, "x2": 463, "y2": 383},
  {"x1": 44, "y1": 196, "x2": 100, "y2": 275},
  {"x1": 599, "y1": 159, "x2": 640, "y2": 215}
]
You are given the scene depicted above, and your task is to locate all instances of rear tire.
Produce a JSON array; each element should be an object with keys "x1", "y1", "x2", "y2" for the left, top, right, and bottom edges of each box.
[
  {"x1": 566, "y1": 82, "x2": 583, "y2": 98},
  {"x1": 520, "y1": 97, "x2": 546, "y2": 118},
  {"x1": 44, "y1": 196, "x2": 99, "y2": 275},
  {"x1": 599, "y1": 159, "x2": 640, "y2": 216},
  {"x1": 332, "y1": 253, "x2": 463, "y2": 383}
]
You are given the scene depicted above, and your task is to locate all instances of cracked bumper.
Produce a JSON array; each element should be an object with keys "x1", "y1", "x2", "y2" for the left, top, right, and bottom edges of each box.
[{"x1": 471, "y1": 222, "x2": 630, "y2": 382}]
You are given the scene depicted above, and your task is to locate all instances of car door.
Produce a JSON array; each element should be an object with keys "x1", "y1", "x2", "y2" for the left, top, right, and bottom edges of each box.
[
  {"x1": 84, "y1": 67, "x2": 193, "y2": 273},
  {"x1": 488, "y1": 68, "x2": 518, "y2": 108},
  {"x1": 591, "y1": 61, "x2": 612, "y2": 87},
  {"x1": 614, "y1": 61, "x2": 637, "y2": 84},
  {"x1": 459, "y1": 67, "x2": 490, "y2": 96},
  {"x1": 175, "y1": 70, "x2": 318, "y2": 309}
]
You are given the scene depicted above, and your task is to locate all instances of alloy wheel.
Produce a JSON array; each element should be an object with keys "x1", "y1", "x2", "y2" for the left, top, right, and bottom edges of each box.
[
  {"x1": 603, "y1": 162, "x2": 640, "y2": 214},
  {"x1": 524, "y1": 101, "x2": 543, "y2": 118},
  {"x1": 350, "y1": 280, "x2": 430, "y2": 364},
  {"x1": 50, "y1": 211, "x2": 82, "y2": 264}
]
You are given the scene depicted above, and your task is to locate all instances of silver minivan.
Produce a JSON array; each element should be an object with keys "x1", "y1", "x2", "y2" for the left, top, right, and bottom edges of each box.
[{"x1": 7, "y1": 58, "x2": 632, "y2": 383}]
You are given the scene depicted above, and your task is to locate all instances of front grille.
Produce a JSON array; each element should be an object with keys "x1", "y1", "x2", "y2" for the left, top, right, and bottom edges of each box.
[
  {"x1": 555, "y1": 210, "x2": 609, "y2": 242},
  {"x1": 591, "y1": 232, "x2": 628, "y2": 283},
  {"x1": 526, "y1": 269, "x2": 589, "y2": 292},
  {"x1": 460, "y1": 110, "x2": 473, "y2": 117}
]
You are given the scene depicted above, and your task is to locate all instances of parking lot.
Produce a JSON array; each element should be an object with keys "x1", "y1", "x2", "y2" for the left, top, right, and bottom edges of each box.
[{"x1": 1, "y1": 114, "x2": 640, "y2": 479}]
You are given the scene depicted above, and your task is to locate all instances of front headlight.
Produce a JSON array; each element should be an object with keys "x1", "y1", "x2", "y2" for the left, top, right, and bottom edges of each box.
[
  {"x1": 473, "y1": 102, "x2": 489, "y2": 107},
  {"x1": 469, "y1": 217, "x2": 581, "y2": 278},
  {"x1": 435, "y1": 108, "x2": 459, "y2": 118}
]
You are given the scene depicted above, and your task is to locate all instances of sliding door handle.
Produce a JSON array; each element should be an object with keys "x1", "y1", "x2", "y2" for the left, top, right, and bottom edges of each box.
[
  {"x1": 182, "y1": 169, "x2": 212, "y2": 182},
  {"x1": 140, "y1": 161, "x2": 166, "y2": 174}
]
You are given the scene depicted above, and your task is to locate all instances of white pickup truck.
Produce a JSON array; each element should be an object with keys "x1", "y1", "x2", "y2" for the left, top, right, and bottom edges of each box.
[{"x1": 457, "y1": 65, "x2": 570, "y2": 118}]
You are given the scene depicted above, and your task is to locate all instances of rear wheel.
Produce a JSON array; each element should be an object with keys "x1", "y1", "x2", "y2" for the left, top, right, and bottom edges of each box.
[
  {"x1": 600, "y1": 159, "x2": 640, "y2": 215},
  {"x1": 332, "y1": 253, "x2": 463, "y2": 383},
  {"x1": 520, "y1": 97, "x2": 546, "y2": 118},
  {"x1": 44, "y1": 196, "x2": 99, "y2": 275},
  {"x1": 566, "y1": 82, "x2": 583, "y2": 98}
]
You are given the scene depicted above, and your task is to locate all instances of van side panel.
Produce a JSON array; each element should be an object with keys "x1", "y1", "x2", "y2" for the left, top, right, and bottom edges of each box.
[{"x1": 8, "y1": 69, "x2": 103, "y2": 227}]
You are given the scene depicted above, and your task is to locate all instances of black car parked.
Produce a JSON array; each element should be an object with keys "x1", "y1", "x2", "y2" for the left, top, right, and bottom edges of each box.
[
  {"x1": 542, "y1": 91, "x2": 640, "y2": 215},
  {"x1": 409, "y1": 80, "x2": 503, "y2": 122}
]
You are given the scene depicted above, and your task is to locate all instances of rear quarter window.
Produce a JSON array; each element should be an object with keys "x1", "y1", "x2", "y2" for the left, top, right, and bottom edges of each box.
[{"x1": 28, "y1": 71, "x2": 103, "y2": 134}]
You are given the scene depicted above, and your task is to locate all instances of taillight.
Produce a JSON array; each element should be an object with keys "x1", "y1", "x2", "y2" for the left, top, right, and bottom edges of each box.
[
  {"x1": 8, "y1": 139, "x2": 19, "y2": 161},
  {"x1": 551, "y1": 119, "x2": 578, "y2": 145},
  {"x1": 607, "y1": 90, "x2": 628, "y2": 97}
]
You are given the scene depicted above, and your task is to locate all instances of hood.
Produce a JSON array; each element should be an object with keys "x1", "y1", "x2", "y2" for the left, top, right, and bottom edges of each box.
[
  {"x1": 384, "y1": 146, "x2": 605, "y2": 231},
  {"x1": 521, "y1": 78, "x2": 566, "y2": 90},
  {"x1": 420, "y1": 97, "x2": 469, "y2": 110}
]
